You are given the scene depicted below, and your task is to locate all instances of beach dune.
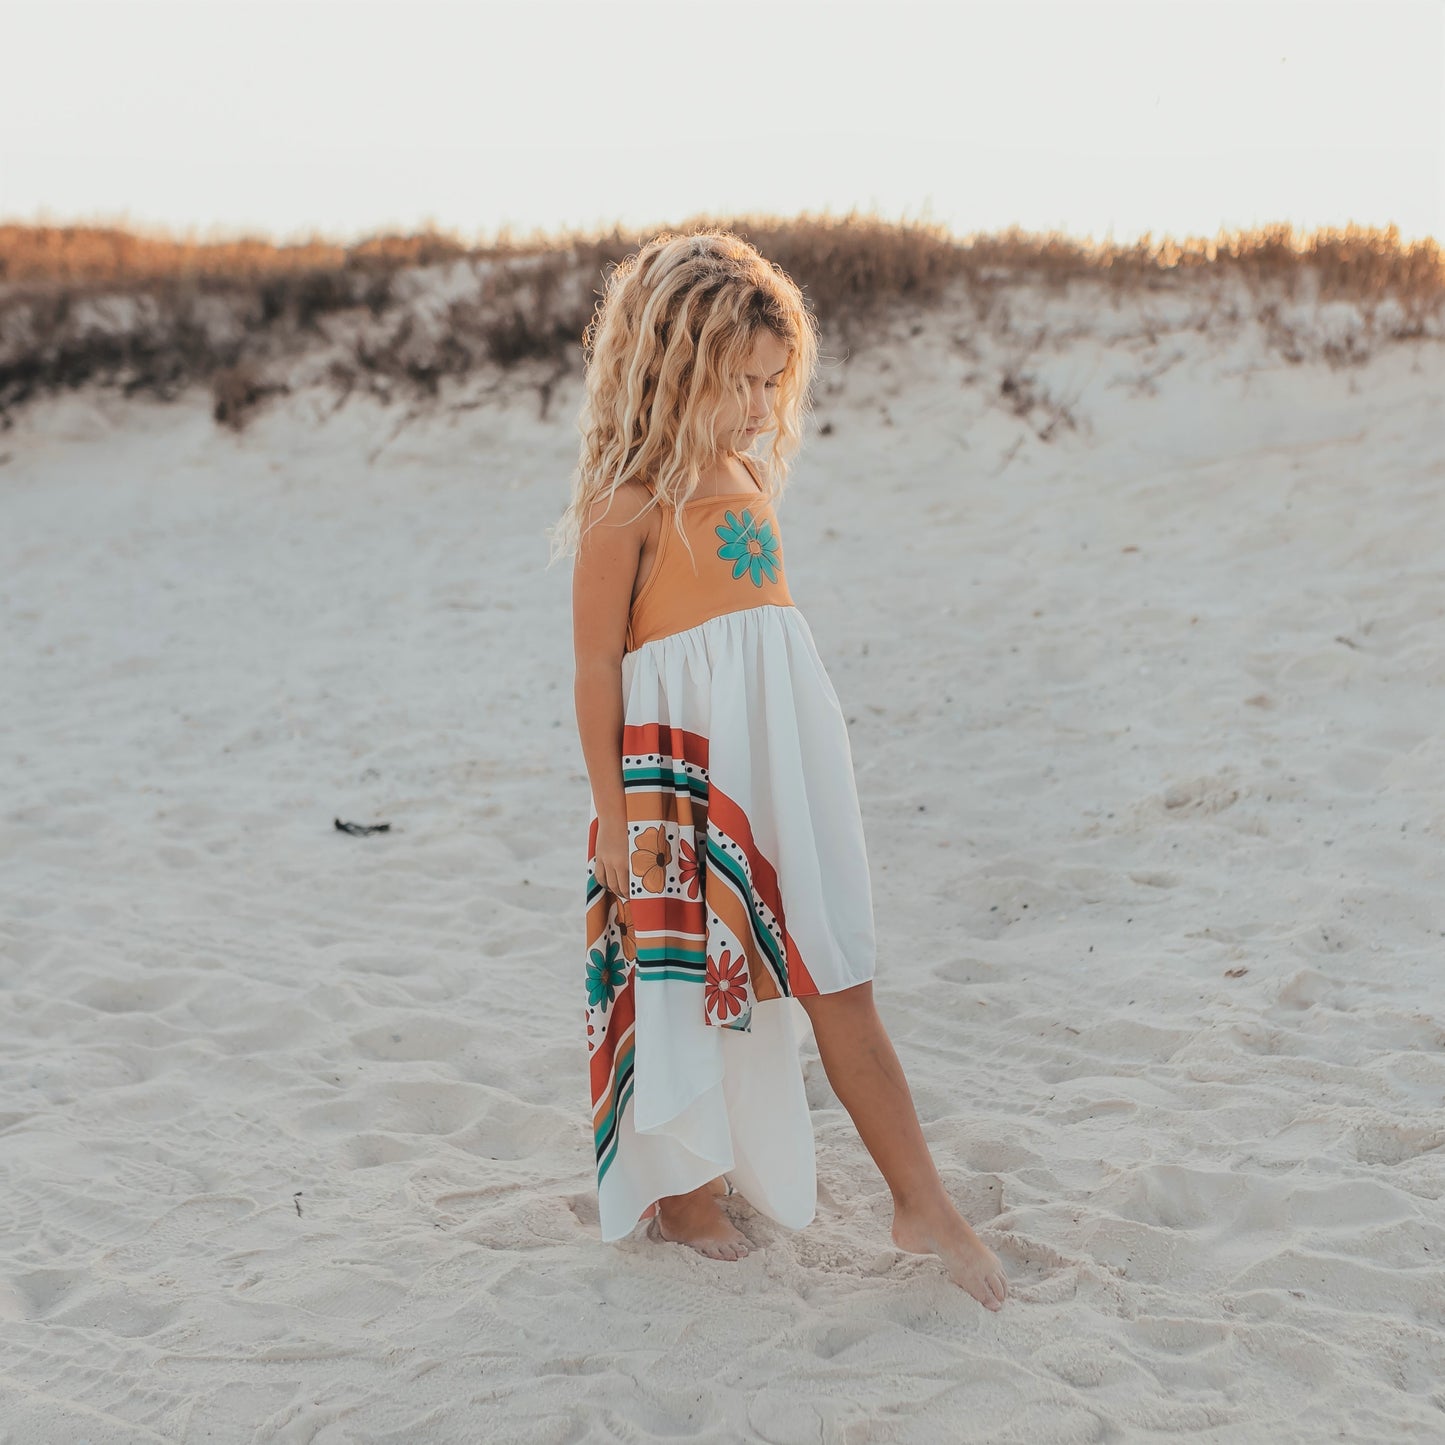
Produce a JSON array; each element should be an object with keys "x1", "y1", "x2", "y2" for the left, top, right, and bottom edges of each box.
[{"x1": 3, "y1": 270, "x2": 1443, "y2": 1442}]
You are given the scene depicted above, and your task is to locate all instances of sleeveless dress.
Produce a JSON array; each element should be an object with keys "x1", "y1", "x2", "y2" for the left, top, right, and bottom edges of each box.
[{"x1": 583, "y1": 455, "x2": 877, "y2": 1244}]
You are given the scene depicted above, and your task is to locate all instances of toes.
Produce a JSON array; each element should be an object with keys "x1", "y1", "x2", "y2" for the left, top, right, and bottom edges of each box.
[{"x1": 653, "y1": 1210, "x2": 752, "y2": 1260}]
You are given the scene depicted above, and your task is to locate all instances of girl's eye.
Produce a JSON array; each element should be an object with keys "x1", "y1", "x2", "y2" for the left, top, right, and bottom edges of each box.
[{"x1": 765, "y1": 381, "x2": 778, "y2": 391}]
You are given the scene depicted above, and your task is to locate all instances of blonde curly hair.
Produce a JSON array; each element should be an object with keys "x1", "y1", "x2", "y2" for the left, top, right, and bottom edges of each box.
[{"x1": 546, "y1": 227, "x2": 820, "y2": 569}]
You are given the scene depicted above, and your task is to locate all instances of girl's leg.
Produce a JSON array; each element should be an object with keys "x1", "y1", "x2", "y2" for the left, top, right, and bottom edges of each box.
[{"x1": 794, "y1": 980, "x2": 1008, "y2": 1311}]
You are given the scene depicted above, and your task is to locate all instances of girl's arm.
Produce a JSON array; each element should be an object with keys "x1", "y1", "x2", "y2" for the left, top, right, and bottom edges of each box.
[{"x1": 572, "y1": 485, "x2": 651, "y2": 833}]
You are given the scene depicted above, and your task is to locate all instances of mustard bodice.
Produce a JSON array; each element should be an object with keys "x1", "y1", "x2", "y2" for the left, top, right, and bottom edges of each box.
[{"x1": 625, "y1": 467, "x2": 794, "y2": 652}]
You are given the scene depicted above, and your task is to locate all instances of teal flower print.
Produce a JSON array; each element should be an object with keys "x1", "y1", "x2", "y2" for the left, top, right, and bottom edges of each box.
[
  {"x1": 715, "y1": 508, "x2": 780, "y2": 587},
  {"x1": 587, "y1": 938, "x2": 625, "y2": 1011}
]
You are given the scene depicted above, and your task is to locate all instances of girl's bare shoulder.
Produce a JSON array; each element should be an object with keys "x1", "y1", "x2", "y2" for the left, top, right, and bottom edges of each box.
[
  {"x1": 582, "y1": 476, "x2": 657, "y2": 529},
  {"x1": 576, "y1": 480, "x2": 660, "y2": 574}
]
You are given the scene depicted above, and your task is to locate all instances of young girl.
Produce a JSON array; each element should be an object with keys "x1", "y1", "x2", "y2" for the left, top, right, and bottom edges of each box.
[{"x1": 551, "y1": 230, "x2": 1008, "y2": 1312}]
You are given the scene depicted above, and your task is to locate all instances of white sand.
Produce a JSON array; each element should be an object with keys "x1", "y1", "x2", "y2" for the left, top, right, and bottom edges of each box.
[{"x1": 3, "y1": 274, "x2": 1443, "y2": 1442}]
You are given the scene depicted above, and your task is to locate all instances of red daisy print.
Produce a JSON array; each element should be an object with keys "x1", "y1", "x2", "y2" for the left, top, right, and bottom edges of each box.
[
  {"x1": 677, "y1": 837, "x2": 702, "y2": 900},
  {"x1": 705, "y1": 946, "x2": 749, "y2": 1022}
]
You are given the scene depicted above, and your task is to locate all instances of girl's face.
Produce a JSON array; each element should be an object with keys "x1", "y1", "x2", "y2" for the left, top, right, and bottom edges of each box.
[{"x1": 728, "y1": 329, "x2": 791, "y2": 447}]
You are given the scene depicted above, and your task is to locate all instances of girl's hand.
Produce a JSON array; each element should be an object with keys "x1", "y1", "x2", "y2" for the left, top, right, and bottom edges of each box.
[{"x1": 592, "y1": 820, "x2": 632, "y2": 902}]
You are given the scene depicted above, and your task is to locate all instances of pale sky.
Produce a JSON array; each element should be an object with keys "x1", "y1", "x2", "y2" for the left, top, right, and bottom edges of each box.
[{"x1": 2, "y1": 0, "x2": 1441, "y2": 248}]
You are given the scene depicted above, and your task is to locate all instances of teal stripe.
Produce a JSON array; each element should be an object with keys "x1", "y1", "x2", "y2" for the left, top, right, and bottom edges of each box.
[
  {"x1": 595, "y1": 1073, "x2": 633, "y2": 1182},
  {"x1": 594, "y1": 1035, "x2": 635, "y2": 1178},
  {"x1": 621, "y1": 764, "x2": 708, "y2": 799},
  {"x1": 635, "y1": 942, "x2": 706, "y2": 965},
  {"x1": 705, "y1": 835, "x2": 789, "y2": 990}
]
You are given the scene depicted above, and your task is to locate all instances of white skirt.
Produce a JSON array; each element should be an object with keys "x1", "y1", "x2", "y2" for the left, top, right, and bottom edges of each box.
[{"x1": 584, "y1": 603, "x2": 877, "y2": 1244}]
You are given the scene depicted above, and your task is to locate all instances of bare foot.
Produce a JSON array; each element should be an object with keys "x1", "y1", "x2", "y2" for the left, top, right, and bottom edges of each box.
[
  {"x1": 654, "y1": 1181, "x2": 751, "y2": 1261},
  {"x1": 892, "y1": 1195, "x2": 1008, "y2": 1311}
]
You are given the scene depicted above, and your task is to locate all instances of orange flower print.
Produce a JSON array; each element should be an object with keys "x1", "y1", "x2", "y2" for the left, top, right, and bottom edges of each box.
[
  {"x1": 705, "y1": 946, "x2": 749, "y2": 1022},
  {"x1": 630, "y1": 825, "x2": 672, "y2": 894},
  {"x1": 615, "y1": 897, "x2": 638, "y2": 962},
  {"x1": 677, "y1": 837, "x2": 702, "y2": 900}
]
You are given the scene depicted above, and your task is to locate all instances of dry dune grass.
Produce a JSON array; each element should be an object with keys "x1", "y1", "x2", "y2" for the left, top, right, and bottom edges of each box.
[
  {"x1": 0, "y1": 222, "x2": 483, "y2": 285},
  {"x1": 0, "y1": 210, "x2": 1440, "y2": 429}
]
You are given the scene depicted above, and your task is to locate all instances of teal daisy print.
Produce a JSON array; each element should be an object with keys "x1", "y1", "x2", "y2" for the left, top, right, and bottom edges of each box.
[
  {"x1": 715, "y1": 508, "x2": 781, "y2": 587},
  {"x1": 587, "y1": 938, "x2": 625, "y2": 1011}
]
